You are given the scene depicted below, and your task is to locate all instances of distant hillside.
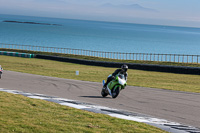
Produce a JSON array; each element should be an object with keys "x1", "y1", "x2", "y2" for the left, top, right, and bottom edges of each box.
[{"x1": 101, "y1": 3, "x2": 158, "y2": 12}]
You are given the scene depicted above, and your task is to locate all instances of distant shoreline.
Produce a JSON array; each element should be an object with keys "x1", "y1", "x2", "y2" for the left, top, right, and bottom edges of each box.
[{"x1": 3, "y1": 20, "x2": 62, "y2": 26}]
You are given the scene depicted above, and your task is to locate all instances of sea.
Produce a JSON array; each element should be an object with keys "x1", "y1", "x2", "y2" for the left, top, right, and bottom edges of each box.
[{"x1": 0, "y1": 14, "x2": 200, "y2": 55}]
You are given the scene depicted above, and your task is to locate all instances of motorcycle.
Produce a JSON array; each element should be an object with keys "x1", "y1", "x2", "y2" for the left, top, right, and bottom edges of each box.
[{"x1": 101, "y1": 74, "x2": 127, "y2": 98}]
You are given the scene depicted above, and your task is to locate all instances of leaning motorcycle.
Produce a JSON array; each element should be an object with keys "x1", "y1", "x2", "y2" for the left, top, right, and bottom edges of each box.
[{"x1": 101, "y1": 74, "x2": 127, "y2": 98}]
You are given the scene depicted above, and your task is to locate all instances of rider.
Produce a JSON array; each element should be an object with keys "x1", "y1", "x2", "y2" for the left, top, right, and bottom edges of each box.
[{"x1": 103, "y1": 64, "x2": 128, "y2": 89}]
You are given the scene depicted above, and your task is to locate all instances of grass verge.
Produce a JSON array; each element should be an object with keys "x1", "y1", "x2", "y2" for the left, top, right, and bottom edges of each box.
[
  {"x1": 1, "y1": 48, "x2": 200, "y2": 67},
  {"x1": 0, "y1": 55, "x2": 200, "y2": 93},
  {"x1": 0, "y1": 91, "x2": 167, "y2": 133}
]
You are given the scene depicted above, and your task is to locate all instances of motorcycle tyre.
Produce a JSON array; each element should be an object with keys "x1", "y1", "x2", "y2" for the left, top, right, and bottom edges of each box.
[
  {"x1": 101, "y1": 89, "x2": 108, "y2": 97},
  {"x1": 112, "y1": 86, "x2": 120, "y2": 98}
]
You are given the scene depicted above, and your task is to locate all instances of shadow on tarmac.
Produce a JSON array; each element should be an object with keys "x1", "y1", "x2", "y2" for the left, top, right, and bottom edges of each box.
[{"x1": 80, "y1": 96, "x2": 111, "y2": 99}]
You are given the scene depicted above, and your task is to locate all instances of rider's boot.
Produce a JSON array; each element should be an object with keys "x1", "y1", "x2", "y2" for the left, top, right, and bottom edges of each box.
[
  {"x1": 102, "y1": 84, "x2": 106, "y2": 90},
  {"x1": 103, "y1": 81, "x2": 108, "y2": 90}
]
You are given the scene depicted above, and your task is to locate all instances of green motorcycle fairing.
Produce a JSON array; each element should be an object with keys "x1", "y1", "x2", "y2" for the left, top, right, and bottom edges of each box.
[
  {"x1": 107, "y1": 76, "x2": 126, "y2": 91},
  {"x1": 107, "y1": 80, "x2": 119, "y2": 92}
]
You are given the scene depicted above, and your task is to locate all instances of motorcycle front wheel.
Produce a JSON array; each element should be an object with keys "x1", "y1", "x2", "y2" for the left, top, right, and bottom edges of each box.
[{"x1": 112, "y1": 86, "x2": 120, "y2": 98}]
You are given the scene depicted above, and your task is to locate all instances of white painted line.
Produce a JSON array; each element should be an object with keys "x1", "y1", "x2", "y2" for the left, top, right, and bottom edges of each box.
[
  {"x1": 53, "y1": 98, "x2": 75, "y2": 102},
  {"x1": 59, "y1": 102, "x2": 90, "y2": 109},
  {"x1": 28, "y1": 96, "x2": 49, "y2": 100},
  {"x1": 21, "y1": 92, "x2": 34, "y2": 95},
  {"x1": 32, "y1": 93, "x2": 46, "y2": 96},
  {"x1": 109, "y1": 113, "x2": 150, "y2": 123},
  {"x1": 88, "y1": 105, "x2": 118, "y2": 110},
  {"x1": 147, "y1": 118, "x2": 180, "y2": 125},
  {"x1": 0, "y1": 89, "x2": 21, "y2": 94}
]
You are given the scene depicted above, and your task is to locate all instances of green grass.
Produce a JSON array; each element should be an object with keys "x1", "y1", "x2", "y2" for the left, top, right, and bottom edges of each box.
[
  {"x1": 1, "y1": 48, "x2": 200, "y2": 67},
  {"x1": 1, "y1": 55, "x2": 200, "y2": 93},
  {"x1": 0, "y1": 91, "x2": 167, "y2": 133}
]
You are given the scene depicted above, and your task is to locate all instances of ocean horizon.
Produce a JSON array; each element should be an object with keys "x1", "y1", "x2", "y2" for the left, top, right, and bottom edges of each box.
[{"x1": 0, "y1": 14, "x2": 200, "y2": 55}]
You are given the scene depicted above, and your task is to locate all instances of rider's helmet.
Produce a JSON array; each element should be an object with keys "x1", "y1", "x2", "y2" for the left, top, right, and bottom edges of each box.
[{"x1": 121, "y1": 64, "x2": 128, "y2": 72}]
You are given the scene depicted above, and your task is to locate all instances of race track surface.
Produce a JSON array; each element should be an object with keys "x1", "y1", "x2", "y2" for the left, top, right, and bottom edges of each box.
[{"x1": 1, "y1": 71, "x2": 200, "y2": 128}]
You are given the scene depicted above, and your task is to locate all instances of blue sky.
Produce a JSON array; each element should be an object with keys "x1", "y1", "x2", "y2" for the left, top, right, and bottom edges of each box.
[{"x1": 1, "y1": 0, "x2": 200, "y2": 27}]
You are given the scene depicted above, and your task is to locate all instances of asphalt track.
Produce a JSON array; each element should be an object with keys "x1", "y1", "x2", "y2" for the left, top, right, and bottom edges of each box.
[{"x1": 1, "y1": 71, "x2": 200, "y2": 129}]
